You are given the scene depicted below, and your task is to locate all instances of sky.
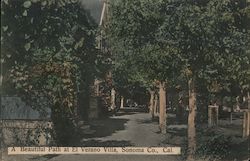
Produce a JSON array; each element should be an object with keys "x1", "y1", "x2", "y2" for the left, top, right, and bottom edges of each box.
[{"x1": 80, "y1": 0, "x2": 104, "y2": 24}]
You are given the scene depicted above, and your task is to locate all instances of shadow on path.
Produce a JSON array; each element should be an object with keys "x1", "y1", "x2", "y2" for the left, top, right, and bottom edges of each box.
[
  {"x1": 136, "y1": 118, "x2": 158, "y2": 125},
  {"x1": 83, "y1": 117, "x2": 129, "y2": 138},
  {"x1": 81, "y1": 140, "x2": 133, "y2": 147},
  {"x1": 114, "y1": 112, "x2": 138, "y2": 116}
]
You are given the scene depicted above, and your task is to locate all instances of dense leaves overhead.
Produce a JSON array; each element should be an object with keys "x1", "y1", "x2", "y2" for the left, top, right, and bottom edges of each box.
[
  {"x1": 1, "y1": 0, "x2": 103, "y2": 112},
  {"x1": 108, "y1": 0, "x2": 250, "y2": 93}
]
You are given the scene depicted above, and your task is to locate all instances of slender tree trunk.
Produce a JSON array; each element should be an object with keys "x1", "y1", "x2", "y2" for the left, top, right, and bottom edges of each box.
[
  {"x1": 159, "y1": 82, "x2": 167, "y2": 134},
  {"x1": 244, "y1": 92, "x2": 250, "y2": 137},
  {"x1": 111, "y1": 88, "x2": 116, "y2": 110},
  {"x1": 187, "y1": 77, "x2": 196, "y2": 160},
  {"x1": 120, "y1": 96, "x2": 124, "y2": 109},
  {"x1": 149, "y1": 91, "x2": 155, "y2": 118},
  {"x1": 153, "y1": 94, "x2": 158, "y2": 117},
  {"x1": 248, "y1": 92, "x2": 250, "y2": 110}
]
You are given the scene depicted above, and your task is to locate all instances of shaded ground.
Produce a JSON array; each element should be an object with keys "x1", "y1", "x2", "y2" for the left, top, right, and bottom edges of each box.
[
  {"x1": 2, "y1": 111, "x2": 180, "y2": 161},
  {"x1": 80, "y1": 112, "x2": 167, "y2": 147},
  {"x1": 83, "y1": 117, "x2": 130, "y2": 139},
  {"x1": 2, "y1": 111, "x2": 249, "y2": 161},
  {"x1": 163, "y1": 113, "x2": 249, "y2": 161}
]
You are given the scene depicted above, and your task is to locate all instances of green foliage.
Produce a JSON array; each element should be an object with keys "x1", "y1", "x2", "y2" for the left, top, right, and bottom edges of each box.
[
  {"x1": 108, "y1": 0, "x2": 249, "y2": 95},
  {"x1": 50, "y1": 104, "x2": 79, "y2": 146},
  {"x1": 196, "y1": 134, "x2": 232, "y2": 160},
  {"x1": 1, "y1": 0, "x2": 105, "y2": 144},
  {"x1": 176, "y1": 0, "x2": 248, "y2": 90},
  {"x1": 1, "y1": 0, "x2": 99, "y2": 112},
  {"x1": 108, "y1": 0, "x2": 180, "y2": 95}
]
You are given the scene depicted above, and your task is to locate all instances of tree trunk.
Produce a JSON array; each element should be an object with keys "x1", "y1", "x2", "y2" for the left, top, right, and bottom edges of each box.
[
  {"x1": 149, "y1": 91, "x2": 155, "y2": 118},
  {"x1": 242, "y1": 111, "x2": 250, "y2": 138},
  {"x1": 159, "y1": 82, "x2": 167, "y2": 134},
  {"x1": 177, "y1": 92, "x2": 184, "y2": 124},
  {"x1": 187, "y1": 77, "x2": 196, "y2": 160},
  {"x1": 77, "y1": 83, "x2": 90, "y2": 121},
  {"x1": 111, "y1": 88, "x2": 116, "y2": 110},
  {"x1": 243, "y1": 92, "x2": 250, "y2": 138},
  {"x1": 248, "y1": 92, "x2": 250, "y2": 110},
  {"x1": 153, "y1": 95, "x2": 158, "y2": 118},
  {"x1": 120, "y1": 96, "x2": 124, "y2": 109}
]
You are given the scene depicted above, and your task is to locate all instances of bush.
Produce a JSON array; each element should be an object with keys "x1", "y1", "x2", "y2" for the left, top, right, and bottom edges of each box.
[
  {"x1": 51, "y1": 106, "x2": 79, "y2": 146},
  {"x1": 196, "y1": 134, "x2": 232, "y2": 160}
]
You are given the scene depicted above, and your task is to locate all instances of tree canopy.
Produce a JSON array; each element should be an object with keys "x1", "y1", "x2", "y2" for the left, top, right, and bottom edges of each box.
[
  {"x1": 108, "y1": 0, "x2": 249, "y2": 94},
  {"x1": 1, "y1": 0, "x2": 103, "y2": 113}
]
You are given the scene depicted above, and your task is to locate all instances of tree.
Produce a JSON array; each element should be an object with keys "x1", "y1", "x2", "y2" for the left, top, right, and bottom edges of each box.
[
  {"x1": 107, "y1": 0, "x2": 183, "y2": 133},
  {"x1": 157, "y1": 0, "x2": 249, "y2": 159},
  {"x1": 108, "y1": 0, "x2": 249, "y2": 159},
  {"x1": 1, "y1": 0, "x2": 103, "y2": 145}
]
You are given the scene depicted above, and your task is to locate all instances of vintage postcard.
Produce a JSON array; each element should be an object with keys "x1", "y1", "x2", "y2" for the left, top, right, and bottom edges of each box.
[{"x1": 1, "y1": 0, "x2": 249, "y2": 161}]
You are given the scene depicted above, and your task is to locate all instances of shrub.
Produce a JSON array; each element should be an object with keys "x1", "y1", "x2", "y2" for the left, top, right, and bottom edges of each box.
[{"x1": 196, "y1": 134, "x2": 232, "y2": 160}]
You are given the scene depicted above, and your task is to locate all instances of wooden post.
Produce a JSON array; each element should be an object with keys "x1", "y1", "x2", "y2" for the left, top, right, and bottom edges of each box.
[
  {"x1": 208, "y1": 105, "x2": 218, "y2": 127},
  {"x1": 216, "y1": 106, "x2": 219, "y2": 125},
  {"x1": 120, "y1": 96, "x2": 124, "y2": 109},
  {"x1": 229, "y1": 111, "x2": 233, "y2": 124},
  {"x1": 159, "y1": 82, "x2": 166, "y2": 134},
  {"x1": 208, "y1": 106, "x2": 212, "y2": 127}
]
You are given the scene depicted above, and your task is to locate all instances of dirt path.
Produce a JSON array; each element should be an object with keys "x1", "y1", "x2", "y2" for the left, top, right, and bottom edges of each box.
[
  {"x1": 46, "y1": 112, "x2": 180, "y2": 161},
  {"x1": 2, "y1": 111, "x2": 181, "y2": 161},
  {"x1": 81, "y1": 112, "x2": 167, "y2": 146}
]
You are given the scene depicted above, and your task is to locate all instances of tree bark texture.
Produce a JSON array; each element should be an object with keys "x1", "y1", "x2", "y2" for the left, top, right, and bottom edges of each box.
[
  {"x1": 149, "y1": 91, "x2": 155, "y2": 118},
  {"x1": 111, "y1": 88, "x2": 116, "y2": 110},
  {"x1": 187, "y1": 77, "x2": 196, "y2": 161},
  {"x1": 120, "y1": 96, "x2": 124, "y2": 109},
  {"x1": 159, "y1": 82, "x2": 167, "y2": 134}
]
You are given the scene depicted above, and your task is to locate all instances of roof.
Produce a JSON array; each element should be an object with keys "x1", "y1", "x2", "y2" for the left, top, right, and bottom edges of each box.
[{"x1": 1, "y1": 96, "x2": 51, "y2": 120}]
